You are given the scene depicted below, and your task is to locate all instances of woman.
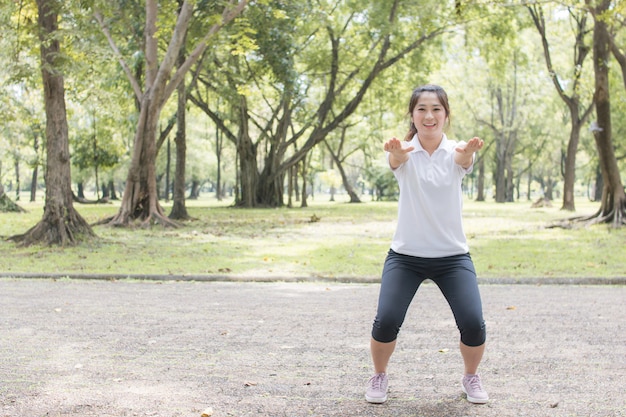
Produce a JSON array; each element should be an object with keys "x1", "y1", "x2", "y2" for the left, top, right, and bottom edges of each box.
[{"x1": 365, "y1": 84, "x2": 488, "y2": 405}]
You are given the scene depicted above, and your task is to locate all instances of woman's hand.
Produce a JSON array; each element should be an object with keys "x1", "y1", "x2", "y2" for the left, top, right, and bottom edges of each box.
[
  {"x1": 457, "y1": 137, "x2": 484, "y2": 153},
  {"x1": 384, "y1": 138, "x2": 414, "y2": 169},
  {"x1": 454, "y1": 137, "x2": 484, "y2": 168}
]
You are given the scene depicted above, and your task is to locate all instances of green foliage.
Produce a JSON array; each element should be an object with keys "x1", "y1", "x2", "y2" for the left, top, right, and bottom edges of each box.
[
  {"x1": 464, "y1": 4, "x2": 533, "y2": 84},
  {"x1": 243, "y1": 1, "x2": 300, "y2": 90},
  {"x1": 1, "y1": 0, "x2": 40, "y2": 86},
  {"x1": 71, "y1": 133, "x2": 122, "y2": 171},
  {"x1": 1, "y1": 0, "x2": 625, "y2": 215},
  {"x1": 364, "y1": 164, "x2": 398, "y2": 201}
]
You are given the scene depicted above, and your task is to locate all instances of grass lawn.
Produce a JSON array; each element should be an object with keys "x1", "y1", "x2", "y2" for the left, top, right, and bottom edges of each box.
[{"x1": 0, "y1": 196, "x2": 624, "y2": 281}]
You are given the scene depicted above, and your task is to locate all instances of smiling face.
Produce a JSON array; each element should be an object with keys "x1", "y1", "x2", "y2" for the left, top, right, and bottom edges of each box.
[{"x1": 411, "y1": 91, "x2": 449, "y2": 140}]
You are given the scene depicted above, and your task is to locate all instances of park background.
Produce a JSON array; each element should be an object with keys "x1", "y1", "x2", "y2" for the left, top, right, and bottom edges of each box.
[
  {"x1": 0, "y1": 0, "x2": 625, "y2": 278},
  {"x1": 1, "y1": 3, "x2": 626, "y2": 417}
]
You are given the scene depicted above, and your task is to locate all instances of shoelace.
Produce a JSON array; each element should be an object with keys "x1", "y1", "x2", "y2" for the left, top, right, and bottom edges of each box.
[
  {"x1": 465, "y1": 375, "x2": 482, "y2": 391},
  {"x1": 369, "y1": 373, "x2": 386, "y2": 390}
]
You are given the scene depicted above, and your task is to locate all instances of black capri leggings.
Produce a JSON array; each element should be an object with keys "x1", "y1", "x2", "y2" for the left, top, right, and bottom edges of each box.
[{"x1": 371, "y1": 249, "x2": 486, "y2": 347}]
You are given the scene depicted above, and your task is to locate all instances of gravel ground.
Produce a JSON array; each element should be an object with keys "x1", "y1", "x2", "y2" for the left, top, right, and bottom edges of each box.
[{"x1": 1, "y1": 278, "x2": 625, "y2": 417}]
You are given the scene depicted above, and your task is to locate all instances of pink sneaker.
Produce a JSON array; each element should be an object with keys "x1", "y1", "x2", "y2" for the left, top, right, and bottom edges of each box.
[
  {"x1": 365, "y1": 372, "x2": 388, "y2": 403},
  {"x1": 461, "y1": 374, "x2": 489, "y2": 404}
]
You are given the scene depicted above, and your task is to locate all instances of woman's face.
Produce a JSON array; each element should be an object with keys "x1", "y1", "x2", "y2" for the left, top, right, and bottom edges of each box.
[{"x1": 411, "y1": 91, "x2": 448, "y2": 138}]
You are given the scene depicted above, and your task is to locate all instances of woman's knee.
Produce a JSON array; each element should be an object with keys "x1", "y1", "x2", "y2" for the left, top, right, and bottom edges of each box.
[
  {"x1": 371, "y1": 312, "x2": 402, "y2": 343},
  {"x1": 459, "y1": 320, "x2": 486, "y2": 347}
]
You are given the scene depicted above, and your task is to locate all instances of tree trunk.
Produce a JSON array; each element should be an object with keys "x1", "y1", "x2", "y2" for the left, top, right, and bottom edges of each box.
[
  {"x1": 107, "y1": 95, "x2": 177, "y2": 227},
  {"x1": 287, "y1": 165, "x2": 294, "y2": 208},
  {"x1": 169, "y1": 109, "x2": 189, "y2": 214},
  {"x1": 585, "y1": 0, "x2": 626, "y2": 226},
  {"x1": 170, "y1": 91, "x2": 190, "y2": 219},
  {"x1": 527, "y1": 164, "x2": 532, "y2": 201},
  {"x1": 593, "y1": 165, "x2": 603, "y2": 202},
  {"x1": 545, "y1": 176, "x2": 554, "y2": 200},
  {"x1": 9, "y1": 0, "x2": 94, "y2": 245},
  {"x1": 30, "y1": 131, "x2": 40, "y2": 202},
  {"x1": 334, "y1": 159, "x2": 360, "y2": 203},
  {"x1": 236, "y1": 101, "x2": 261, "y2": 207},
  {"x1": 169, "y1": 6, "x2": 190, "y2": 221},
  {"x1": 165, "y1": 138, "x2": 171, "y2": 201},
  {"x1": 494, "y1": 134, "x2": 507, "y2": 203},
  {"x1": 476, "y1": 155, "x2": 485, "y2": 202},
  {"x1": 257, "y1": 169, "x2": 284, "y2": 207},
  {"x1": 30, "y1": 165, "x2": 38, "y2": 202},
  {"x1": 506, "y1": 162, "x2": 515, "y2": 202},
  {"x1": 561, "y1": 128, "x2": 580, "y2": 210},
  {"x1": 108, "y1": 180, "x2": 118, "y2": 200},
  {"x1": 294, "y1": 161, "x2": 300, "y2": 202},
  {"x1": 188, "y1": 180, "x2": 200, "y2": 199},
  {"x1": 300, "y1": 153, "x2": 309, "y2": 208},
  {"x1": 215, "y1": 124, "x2": 223, "y2": 201},
  {"x1": 14, "y1": 158, "x2": 20, "y2": 201},
  {"x1": 324, "y1": 134, "x2": 362, "y2": 204}
]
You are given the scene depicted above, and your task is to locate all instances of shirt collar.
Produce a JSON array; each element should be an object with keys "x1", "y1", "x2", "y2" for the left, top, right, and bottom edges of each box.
[{"x1": 410, "y1": 133, "x2": 448, "y2": 153}]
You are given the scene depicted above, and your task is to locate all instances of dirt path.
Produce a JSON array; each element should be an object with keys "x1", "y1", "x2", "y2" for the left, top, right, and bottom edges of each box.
[{"x1": 1, "y1": 279, "x2": 625, "y2": 417}]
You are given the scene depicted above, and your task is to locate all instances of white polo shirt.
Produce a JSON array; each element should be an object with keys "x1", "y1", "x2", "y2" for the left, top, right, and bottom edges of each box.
[{"x1": 388, "y1": 134, "x2": 473, "y2": 258}]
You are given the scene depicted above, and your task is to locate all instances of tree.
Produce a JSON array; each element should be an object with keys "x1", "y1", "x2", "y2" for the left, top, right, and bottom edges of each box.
[
  {"x1": 486, "y1": 81, "x2": 522, "y2": 203},
  {"x1": 528, "y1": 4, "x2": 595, "y2": 211},
  {"x1": 450, "y1": 2, "x2": 563, "y2": 204},
  {"x1": 323, "y1": 123, "x2": 364, "y2": 203},
  {"x1": 10, "y1": 0, "x2": 94, "y2": 246},
  {"x1": 576, "y1": 0, "x2": 626, "y2": 226},
  {"x1": 8, "y1": 91, "x2": 45, "y2": 202},
  {"x1": 70, "y1": 114, "x2": 123, "y2": 202},
  {"x1": 191, "y1": 0, "x2": 451, "y2": 207},
  {"x1": 95, "y1": 0, "x2": 246, "y2": 227}
]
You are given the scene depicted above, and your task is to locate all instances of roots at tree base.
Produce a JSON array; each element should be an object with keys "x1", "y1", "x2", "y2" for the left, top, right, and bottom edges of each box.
[
  {"x1": 0, "y1": 193, "x2": 25, "y2": 213},
  {"x1": 9, "y1": 208, "x2": 95, "y2": 246},
  {"x1": 102, "y1": 209, "x2": 181, "y2": 228},
  {"x1": 550, "y1": 198, "x2": 626, "y2": 229}
]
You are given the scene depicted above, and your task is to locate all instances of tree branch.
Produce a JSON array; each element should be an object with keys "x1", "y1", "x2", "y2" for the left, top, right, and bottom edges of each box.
[
  {"x1": 527, "y1": 5, "x2": 567, "y2": 102},
  {"x1": 155, "y1": 0, "x2": 195, "y2": 103},
  {"x1": 609, "y1": 33, "x2": 626, "y2": 90},
  {"x1": 187, "y1": 93, "x2": 238, "y2": 144},
  {"x1": 162, "y1": 0, "x2": 248, "y2": 106},
  {"x1": 94, "y1": 11, "x2": 143, "y2": 101}
]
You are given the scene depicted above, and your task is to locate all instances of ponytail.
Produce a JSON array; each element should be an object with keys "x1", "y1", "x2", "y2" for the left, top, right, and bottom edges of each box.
[{"x1": 404, "y1": 122, "x2": 417, "y2": 142}]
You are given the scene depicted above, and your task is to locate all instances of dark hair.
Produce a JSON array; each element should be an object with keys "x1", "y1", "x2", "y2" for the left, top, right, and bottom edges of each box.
[{"x1": 404, "y1": 84, "x2": 451, "y2": 141}]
